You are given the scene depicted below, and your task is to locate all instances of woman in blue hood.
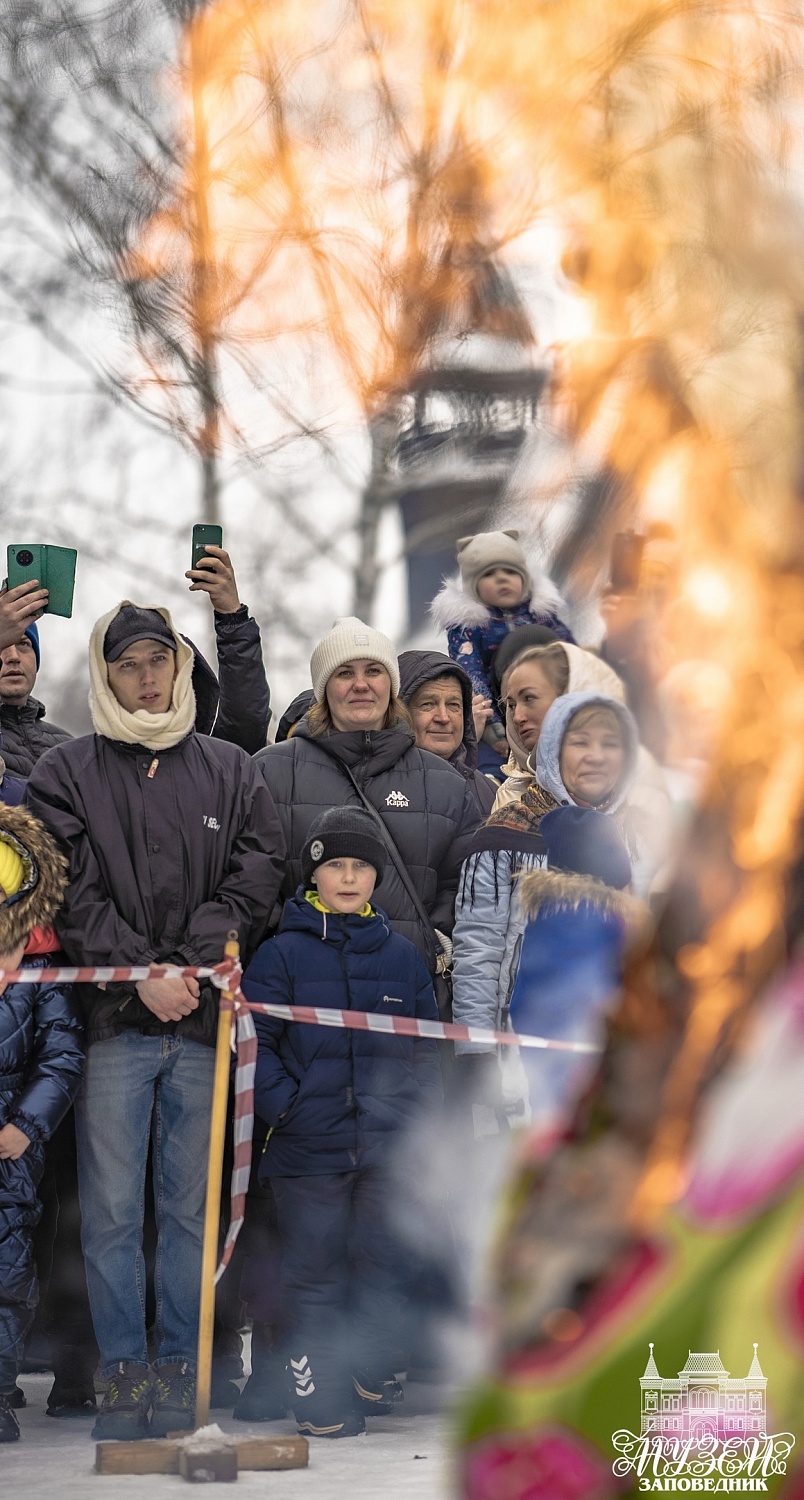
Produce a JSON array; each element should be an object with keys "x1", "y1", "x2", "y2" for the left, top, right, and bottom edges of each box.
[
  {"x1": 242, "y1": 806, "x2": 441, "y2": 1442},
  {"x1": 451, "y1": 692, "x2": 644, "y2": 1124}
]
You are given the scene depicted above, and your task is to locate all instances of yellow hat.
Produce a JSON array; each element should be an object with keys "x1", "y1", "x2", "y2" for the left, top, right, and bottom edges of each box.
[{"x1": 0, "y1": 838, "x2": 25, "y2": 901}]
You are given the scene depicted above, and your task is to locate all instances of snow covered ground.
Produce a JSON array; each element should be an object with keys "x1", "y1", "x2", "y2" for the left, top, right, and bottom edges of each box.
[{"x1": 9, "y1": 1373, "x2": 454, "y2": 1499}]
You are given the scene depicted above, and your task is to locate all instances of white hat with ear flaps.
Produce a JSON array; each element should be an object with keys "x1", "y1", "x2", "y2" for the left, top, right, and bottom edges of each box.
[{"x1": 456, "y1": 530, "x2": 532, "y2": 601}]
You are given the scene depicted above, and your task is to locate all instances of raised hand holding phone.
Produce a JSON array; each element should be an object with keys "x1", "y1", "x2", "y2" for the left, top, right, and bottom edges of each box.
[
  {"x1": 185, "y1": 526, "x2": 241, "y2": 615},
  {"x1": 6, "y1": 545, "x2": 77, "y2": 619},
  {"x1": 0, "y1": 580, "x2": 49, "y2": 652}
]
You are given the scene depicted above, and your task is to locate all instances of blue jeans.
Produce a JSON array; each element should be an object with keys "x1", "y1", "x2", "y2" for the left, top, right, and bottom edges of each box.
[{"x1": 74, "y1": 1032, "x2": 214, "y2": 1375}]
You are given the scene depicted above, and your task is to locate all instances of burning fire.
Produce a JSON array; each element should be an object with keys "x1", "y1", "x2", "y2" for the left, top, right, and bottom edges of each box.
[{"x1": 140, "y1": 1, "x2": 804, "y2": 1211}]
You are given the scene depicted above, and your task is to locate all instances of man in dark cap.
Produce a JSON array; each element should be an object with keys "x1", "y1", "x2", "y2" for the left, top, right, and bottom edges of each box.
[
  {"x1": 0, "y1": 544, "x2": 271, "y2": 778},
  {"x1": 3, "y1": 550, "x2": 270, "y2": 1418},
  {"x1": 28, "y1": 601, "x2": 286, "y2": 1442}
]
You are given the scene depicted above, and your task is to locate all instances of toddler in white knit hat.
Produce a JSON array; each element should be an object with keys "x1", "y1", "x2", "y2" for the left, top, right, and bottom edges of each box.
[{"x1": 429, "y1": 531, "x2": 575, "y2": 760}]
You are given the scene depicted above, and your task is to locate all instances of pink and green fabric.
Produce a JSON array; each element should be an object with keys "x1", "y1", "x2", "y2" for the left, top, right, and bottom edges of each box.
[{"x1": 458, "y1": 964, "x2": 804, "y2": 1499}]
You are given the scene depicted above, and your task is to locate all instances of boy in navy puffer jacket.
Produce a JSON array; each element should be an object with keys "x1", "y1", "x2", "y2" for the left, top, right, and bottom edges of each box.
[
  {"x1": 0, "y1": 805, "x2": 84, "y2": 1443},
  {"x1": 242, "y1": 806, "x2": 441, "y2": 1440}
]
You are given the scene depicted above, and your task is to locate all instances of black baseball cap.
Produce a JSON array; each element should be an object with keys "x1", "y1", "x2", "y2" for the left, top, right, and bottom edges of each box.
[{"x1": 103, "y1": 606, "x2": 178, "y2": 663}]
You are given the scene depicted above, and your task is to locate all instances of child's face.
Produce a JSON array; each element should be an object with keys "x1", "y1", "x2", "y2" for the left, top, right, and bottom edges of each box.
[
  {"x1": 313, "y1": 858, "x2": 377, "y2": 913},
  {"x1": 476, "y1": 568, "x2": 526, "y2": 609}
]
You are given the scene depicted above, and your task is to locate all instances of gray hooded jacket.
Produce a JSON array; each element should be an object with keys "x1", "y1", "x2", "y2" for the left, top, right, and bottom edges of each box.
[{"x1": 451, "y1": 692, "x2": 640, "y2": 1062}]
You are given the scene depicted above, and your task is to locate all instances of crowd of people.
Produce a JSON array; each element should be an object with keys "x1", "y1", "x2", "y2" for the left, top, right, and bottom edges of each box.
[{"x1": 0, "y1": 527, "x2": 687, "y2": 1446}]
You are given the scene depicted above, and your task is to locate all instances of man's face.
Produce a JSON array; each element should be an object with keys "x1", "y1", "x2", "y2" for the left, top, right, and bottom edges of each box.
[
  {"x1": 408, "y1": 675, "x2": 465, "y2": 758},
  {"x1": 106, "y1": 639, "x2": 177, "y2": 715},
  {"x1": 0, "y1": 636, "x2": 38, "y2": 706}
]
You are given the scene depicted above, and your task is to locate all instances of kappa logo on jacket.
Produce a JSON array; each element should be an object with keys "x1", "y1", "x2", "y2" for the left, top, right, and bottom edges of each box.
[
  {"x1": 290, "y1": 1355, "x2": 316, "y2": 1398},
  {"x1": 385, "y1": 790, "x2": 409, "y2": 808}
]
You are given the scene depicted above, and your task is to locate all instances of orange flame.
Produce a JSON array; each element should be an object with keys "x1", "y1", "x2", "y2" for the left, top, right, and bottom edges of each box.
[{"x1": 140, "y1": 1, "x2": 804, "y2": 1208}]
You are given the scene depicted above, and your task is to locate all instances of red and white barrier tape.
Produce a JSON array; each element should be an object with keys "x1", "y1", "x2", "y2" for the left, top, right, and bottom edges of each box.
[
  {"x1": 215, "y1": 965, "x2": 257, "y2": 1284},
  {"x1": 237, "y1": 998, "x2": 601, "y2": 1053},
  {"x1": 0, "y1": 958, "x2": 602, "y2": 1280},
  {"x1": 0, "y1": 961, "x2": 602, "y2": 1053},
  {"x1": 0, "y1": 963, "x2": 222, "y2": 985}
]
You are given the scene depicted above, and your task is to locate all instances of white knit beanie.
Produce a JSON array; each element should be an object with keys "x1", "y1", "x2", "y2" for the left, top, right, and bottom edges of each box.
[
  {"x1": 456, "y1": 529, "x2": 532, "y2": 602},
  {"x1": 310, "y1": 617, "x2": 401, "y2": 701}
]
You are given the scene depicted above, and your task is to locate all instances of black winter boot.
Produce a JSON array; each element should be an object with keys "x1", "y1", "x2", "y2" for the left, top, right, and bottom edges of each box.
[
  {"x1": 91, "y1": 1361, "x2": 151, "y2": 1440},
  {"x1": 296, "y1": 1409, "x2": 366, "y2": 1439},
  {"x1": 233, "y1": 1324, "x2": 287, "y2": 1422},
  {"x1": 47, "y1": 1346, "x2": 97, "y2": 1417},
  {"x1": 7, "y1": 1383, "x2": 25, "y2": 1409},
  {"x1": 290, "y1": 1353, "x2": 365, "y2": 1438},
  {"x1": 352, "y1": 1368, "x2": 404, "y2": 1416},
  {"x1": 210, "y1": 1364, "x2": 240, "y2": 1411},
  {"x1": 0, "y1": 1393, "x2": 20, "y2": 1442},
  {"x1": 150, "y1": 1360, "x2": 196, "y2": 1437}
]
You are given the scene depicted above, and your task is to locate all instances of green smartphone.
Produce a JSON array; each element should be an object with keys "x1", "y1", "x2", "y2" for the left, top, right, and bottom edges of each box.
[
  {"x1": 7, "y1": 545, "x2": 77, "y2": 618},
  {"x1": 191, "y1": 524, "x2": 223, "y2": 572}
]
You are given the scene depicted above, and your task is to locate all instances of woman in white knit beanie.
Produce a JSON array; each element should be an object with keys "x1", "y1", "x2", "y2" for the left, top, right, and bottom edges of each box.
[
  {"x1": 253, "y1": 615, "x2": 481, "y2": 973},
  {"x1": 307, "y1": 616, "x2": 407, "y2": 737}
]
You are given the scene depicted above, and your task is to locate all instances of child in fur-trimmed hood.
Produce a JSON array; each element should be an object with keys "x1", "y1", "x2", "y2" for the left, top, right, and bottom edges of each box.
[
  {"x1": 429, "y1": 530, "x2": 575, "y2": 760},
  {"x1": 0, "y1": 805, "x2": 84, "y2": 1443},
  {"x1": 508, "y1": 805, "x2": 647, "y2": 1141}
]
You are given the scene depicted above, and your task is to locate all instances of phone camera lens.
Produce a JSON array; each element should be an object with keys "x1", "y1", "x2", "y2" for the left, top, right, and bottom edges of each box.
[{"x1": 16, "y1": 550, "x2": 34, "y2": 567}]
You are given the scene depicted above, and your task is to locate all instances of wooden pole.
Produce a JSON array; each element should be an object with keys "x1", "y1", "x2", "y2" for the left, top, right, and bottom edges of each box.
[{"x1": 194, "y1": 930, "x2": 239, "y2": 1428}]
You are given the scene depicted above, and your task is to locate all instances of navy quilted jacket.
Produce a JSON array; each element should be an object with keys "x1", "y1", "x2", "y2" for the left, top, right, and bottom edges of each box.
[
  {"x1": 0, "y1": 953, "x2": 84, "y2": 1144},
  {"x1": 243, "y1": 891, "x2": 441, "y2": 1177}
]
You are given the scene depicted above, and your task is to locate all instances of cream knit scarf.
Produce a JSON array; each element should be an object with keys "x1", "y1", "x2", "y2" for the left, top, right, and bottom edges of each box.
[{"x1": 88, "y1": 601, "x2": 196, "y2": 752}]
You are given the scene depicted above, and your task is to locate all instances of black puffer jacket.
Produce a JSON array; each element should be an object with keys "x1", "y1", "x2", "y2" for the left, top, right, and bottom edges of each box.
[
  {"x1": 275, "y1": 690, "x2": 314, "y2": 745},
  {"x1": 1, "y1": 606, "x2": 271, "y2": 776},
  {"x1": 0, "y1": 698, "x2": 71, "y2": 779},
  {"x1": 254, "y1": 721, "x2": 481, "y2": 965},
  {"x1": 27, "y1": 731, "x2": 286, "y2": 1047},
  {"x1": 398, "y1": 650, "x2": 496, "y2": 818},
  {"x1": 191, "y1": 606, "x2": 271, "y2": 753}
]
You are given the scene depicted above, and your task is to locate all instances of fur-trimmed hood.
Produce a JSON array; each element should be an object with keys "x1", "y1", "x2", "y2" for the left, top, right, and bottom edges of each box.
[
  {"x1": 0, "y1": 804, "x2": 68, "y2": 953},
  {"x1": 429, "y1": 570, "x2": 566, "y2": 633},
  {"x1": 515, "y1": 865, "x2": 642, "y2": 928}
]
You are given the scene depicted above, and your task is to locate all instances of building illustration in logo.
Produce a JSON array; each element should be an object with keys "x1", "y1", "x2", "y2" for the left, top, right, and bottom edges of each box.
[{"x1": 640, "y1": 1345, "x2": 766, "y2": 1443}]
